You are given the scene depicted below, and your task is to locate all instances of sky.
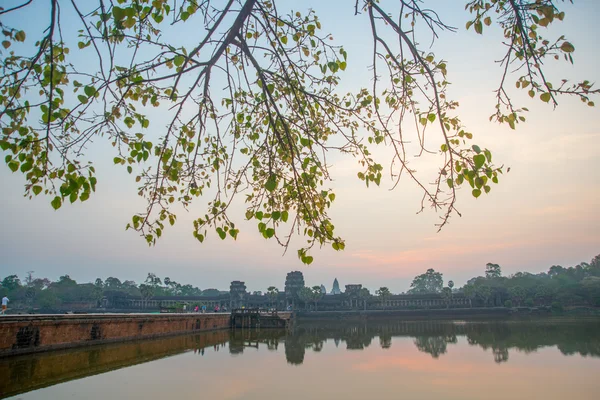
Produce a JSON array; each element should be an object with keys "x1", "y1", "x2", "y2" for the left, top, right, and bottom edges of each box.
[{"x1": 1, "y1": 1, "x2": 599, "y2": 293}]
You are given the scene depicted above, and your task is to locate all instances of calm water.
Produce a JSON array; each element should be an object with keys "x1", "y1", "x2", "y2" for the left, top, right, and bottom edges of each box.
[{"x1": 2, "y1": 318, "x2": 600, "y2": 399}]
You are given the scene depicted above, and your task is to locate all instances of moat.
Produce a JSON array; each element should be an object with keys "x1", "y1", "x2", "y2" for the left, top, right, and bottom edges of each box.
[{"x1": 2, "y1": 318, "x2": 600, "y2": 399}]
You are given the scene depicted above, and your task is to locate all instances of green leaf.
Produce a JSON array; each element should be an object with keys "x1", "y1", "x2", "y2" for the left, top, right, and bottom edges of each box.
[
  {"x1": 32, "y1": 186, "x2": 42, "y2": 195},
  {"x1": 84, "y1": 86, "x2": 96, "y2": 97},
  {"x1": 302, "y1": 255, "x2": 314, "y2": 265},
  {"x1": 51, "y1": 196, "x2": 62, "y2": 210},
  {"x1": 78, "y1": 95, "x2": 88, "y2": 104},
  {"x1": 560, "y1": 42, "x2": 575, "y2": 53},
  {"x1": 174, "y1": 55, "x2": 185, "y2": 67},
  {"x1": 473, "y1": 154, "x2": 486, "y2": 170},
  {"x1": 264, "y1": 175, "x2": 277, "y2": 192},
  {"x1": 7, "y1": 161, "x2": 19, "y2": 172},
  {"x1": 540, "y1": 93, "x2": 551, "y2": 103},
  {"x1": 472, "y1": 145, "x2": 481, "y2": 154},
  {"x1": 15, "y1": 31, "x2": 26, "y2": 42},
  {"x1": 427, "y1": 113, "x2": 436, "y2": 123},
  {"x1": 112, "y1": 6, "x2": 126, "y2": 21},
  {"x1": 472, "y1": 189, "x2": 482, "y2": 198},
  {"x1": 272, "y1": 211, "x2": 281, "y2": 221},
  {"x1": 217, "y1": 227, "x2": 226, "y2": 240},
  {"x1": 281, "y1": 210, "x2": 289, "y2": 222},
  {"x1": 265, "y1": 228, "x2": 275, "y2": 238}
]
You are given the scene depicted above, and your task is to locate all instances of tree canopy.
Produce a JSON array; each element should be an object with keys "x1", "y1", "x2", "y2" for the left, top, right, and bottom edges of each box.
[
  {"x1": 408, "y1": 268, "x2": 444, "y2": 294},
  {"x1": 1, "y1": 0, "x2": 597, "y2": 263}
]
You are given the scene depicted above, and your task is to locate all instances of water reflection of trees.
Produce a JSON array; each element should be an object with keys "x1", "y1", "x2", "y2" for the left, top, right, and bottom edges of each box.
[
  {"x1": 4, "y1": 320, "x2": 600, "y2": 398},
  {"x1": 284, "y1": 319, "x2": 600, "y2": 364},
  {"x1": 413, "y1": 335, "x2": 457, "y2": 359}
]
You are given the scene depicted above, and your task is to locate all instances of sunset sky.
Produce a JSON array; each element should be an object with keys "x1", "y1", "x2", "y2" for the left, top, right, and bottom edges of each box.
[{"x1": 1, "y1": 1, "x2": 598, "y2": 293}]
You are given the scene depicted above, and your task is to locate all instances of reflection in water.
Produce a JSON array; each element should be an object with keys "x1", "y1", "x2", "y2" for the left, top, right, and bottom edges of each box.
[
  {"x1": 283, "y1": 318, "x2": 600, "y2": 365},
  {"x1": 1, "y1": 318, "x2": 600, "y2": 399}
]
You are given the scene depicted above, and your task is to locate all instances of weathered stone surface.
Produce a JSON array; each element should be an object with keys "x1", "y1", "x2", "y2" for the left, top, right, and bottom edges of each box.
[{"x1": 0, "y1": 314, "x2": 231, "y2": 357}]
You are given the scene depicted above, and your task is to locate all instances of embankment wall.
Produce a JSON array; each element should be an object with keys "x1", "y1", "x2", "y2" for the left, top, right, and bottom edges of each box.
[{"x1": 0, "y1": 313, "x2": 230, "y2": 357}]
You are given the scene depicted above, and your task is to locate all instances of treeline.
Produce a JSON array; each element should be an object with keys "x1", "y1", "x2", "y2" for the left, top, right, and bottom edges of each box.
[
  {"x1": 407, "y1": 254, "x2": 600, "y2": 308},
  {"x1": 0, "y1": 272, "x2": 222, "y2": 310}
]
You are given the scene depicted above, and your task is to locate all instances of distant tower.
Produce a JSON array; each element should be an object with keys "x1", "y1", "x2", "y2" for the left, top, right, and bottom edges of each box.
[
  {"x1": 330, "y1": 278, "x2": 341, "y2": 295},
  {"x1": 285, "y1": 271, "x2": 305, "y2": 306},
  {"x1": 320, "y1": 284, "x2": 327, "y2": 294},
  {"x1": 229, "y1": 281, "x2": 247, "y2": 309}
]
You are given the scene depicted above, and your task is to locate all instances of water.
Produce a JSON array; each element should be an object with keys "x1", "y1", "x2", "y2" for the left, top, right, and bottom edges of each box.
[{"x1": 2, "y1": 318, "x2": 599, "y2": 399}]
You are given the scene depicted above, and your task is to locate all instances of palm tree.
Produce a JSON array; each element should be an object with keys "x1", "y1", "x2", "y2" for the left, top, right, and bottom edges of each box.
[
  {"x1": 311, "y1": 286, "x2": 324, "y2": 311},
  {"x1": 376, "y1": 287, "x2": 391, "y2": 310},
  {"x1": 462, "y1": 285, "x2": 475, "y2": 308},
  {"x1": 441, "y1": 287, "x2": 452, "y2": 308},
  {"x1": 298, "y1": 287, "x2": 313, "y2": 311},
  {"x1": 267, "y1": 286, "x2": 279, "y2": 309}
]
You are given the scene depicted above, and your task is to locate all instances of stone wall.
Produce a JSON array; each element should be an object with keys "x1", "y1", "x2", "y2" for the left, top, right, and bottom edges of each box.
[{"x1": 0, "y1": 314, "x2": 231, "y2": 357}]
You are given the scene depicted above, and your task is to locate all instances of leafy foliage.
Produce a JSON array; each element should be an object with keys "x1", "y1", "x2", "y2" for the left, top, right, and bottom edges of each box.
[
  {"x1": 408, "y1": 268, "x2": 444, "y2": 294},
  {"x1": 0, "y1": 1, "x2": 597, "y2": 262},
  {"x1": 460, "y1": 256, "x2": 600, "y2": 308}
]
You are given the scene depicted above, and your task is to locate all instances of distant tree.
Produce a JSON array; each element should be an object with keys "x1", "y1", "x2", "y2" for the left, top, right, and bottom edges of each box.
[
  {"x1": 104, "y1": 277, "x2": 122, "y2": 289},
  {"x1": 508, "y1": 286, "x2": 526, "y2": 306},
  {"x1": 376, "y1": 287, "x2": 391, "y2": 310},
  {"x1": 25, "y1": 271, "x2": 35, "y2": 287},
  {"x1": 202, "y1": 288, "x2": 221, "y2": 297},
  {"x1": 408, "y1": 269, "x2": 443, "y2": 294},
  {"x1": 441, "y1": 287, "x2": 453, "y2": 308},
  {"x1": 311, "y1": 286, "x2": 324, "y2": 311},
  {"x1": 548, "y1": 265, "x2": 566, "y2": 279},
  {"x1": 121, "y1": 280, "x2": 138, "y2": 293},
  {"x1": 145, "y1": 273, "x2": 162, "y2": 287},
  {"x1": 476, "y1": 285, "x2": 492, "y2": 307},
  {"x1": 534, "y1": 285, "x2": 552, "y2": 305},
  {"x1": 94, "y1": 278, "x2": 104, "y2": 288},
  {"x1": 38, "y1": 289, "x2": 61, "y2": 309},
  {"x1": 448, "y1": 280, "x2": 454, "y2": 290},
  {"x1": 2, "y1": 275, "x2": 22, "y2": 291},
  {"x1": 31, "y1": 278, "x2": 51, "y2": 290},
  {"x1": 139, "y1": 284, "x2": 154, "y2": 309},
  {"x1": 57, "y1": 275, "x2": 77, "y2": 285},
  {"x1": 485, "y1": 263, "x2": 502, "y2": 279},
  {"x1": 267, "y1": 286, "x2": 279, "y2": 309},
  {"x1": 462, "y1": 285, "x2": 476, "y2": 308},
  {"x1": 581, "y1": 277, "x2": 600, "y2": 306},
  {"x1": 298, "y1": 287, "x2": 314, "y2": 311}
]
